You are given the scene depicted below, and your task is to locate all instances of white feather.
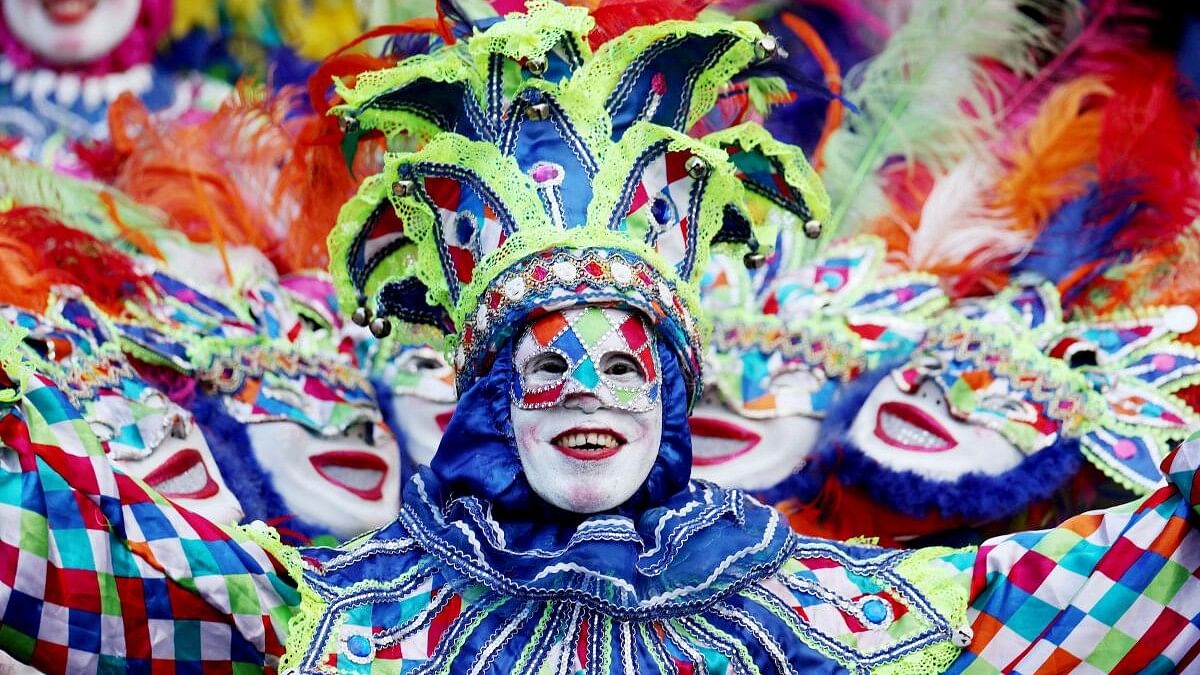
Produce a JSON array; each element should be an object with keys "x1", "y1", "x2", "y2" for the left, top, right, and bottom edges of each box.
[
  {"x1": 820, "y1": 0, "x2": 1076, "y2": 237},
  {"x1": 900, "y1": 157, "x2": 1029, "y2": 274}
]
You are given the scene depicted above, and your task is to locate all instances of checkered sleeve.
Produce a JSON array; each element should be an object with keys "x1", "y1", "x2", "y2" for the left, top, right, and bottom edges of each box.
[
  {"x1": 0, "y1": 376, "x2": 297, "y2": 673},
  {"x1": 948, "y1": 434, "x2": 1200, "y2": 674}
]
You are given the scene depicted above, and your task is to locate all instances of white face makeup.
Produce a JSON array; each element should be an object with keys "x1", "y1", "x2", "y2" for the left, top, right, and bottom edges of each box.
[
  {"x1": 384, "y1": 346, "x2": 457, "y2": 467},
  {"x1": 87, "y1": 389, "x2": 244, "y2": 525},
  {"x1": 113, "y1": 421, "x2": 244, "y2": 525},
  {"x1": 245, "y1": 420, "x2": 401, "y2": 539},
  {"x1": 848, "y1": 376, "x2": 1025, "y2": 481},
  {"x1": 3, "y1": 0, "x2": 140, "y2": 66},
  {"x1": 688, "y1": 389, "x2": 819, "y2": 490},
  {"x1": 510, "y1": 307, "x2": 663, "y2": 513}
]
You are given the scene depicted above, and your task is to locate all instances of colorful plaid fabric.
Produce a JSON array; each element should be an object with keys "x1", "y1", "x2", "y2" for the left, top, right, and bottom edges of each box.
[
  {"x1": 949, "y1": 433, "x2": 1200, "y2": 674},
  {"x1": 0, "y1": 373, "x2": 296, "y2": 673}
]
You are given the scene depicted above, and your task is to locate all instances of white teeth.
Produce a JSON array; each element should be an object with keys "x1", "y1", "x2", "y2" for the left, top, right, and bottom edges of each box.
[
  {"x1": 560, "y1": 432, "x2": 619, "y2": 449},
  {"x1": 880, "y1": 412, "x2": 949, "y2": 449},
  {"x1": 150, "y1": 463, "x2": 208, "y2": 497},
  {"x1": 321, "y1": 466, "x2": 383, "y2": 491}
]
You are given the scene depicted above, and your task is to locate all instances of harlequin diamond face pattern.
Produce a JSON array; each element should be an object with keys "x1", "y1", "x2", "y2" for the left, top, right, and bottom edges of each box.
[{"x1": 512, "y1": 307, "x2": 661, "y2": 412}]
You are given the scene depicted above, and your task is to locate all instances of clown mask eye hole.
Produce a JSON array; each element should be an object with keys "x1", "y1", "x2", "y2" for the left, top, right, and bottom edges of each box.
[
  {"x1": 770, "y1": 368, "x2": 823, "y2": 393},
  {"x1": 1068, "y1": 350, "x2": 1098, "y2": 369},
  {"x1": 601, "y1": 353, "x2": 645, "y2": 385},
  {"x1": 346, "y1": 422, "x2": 376, "y2": 445},
  {"x1": 524, "y1": 353, "x2": 569, "y2": 385},
  {"x1": 981, "y1": 395, "x2": 1036, "y2": 422},
  {"x1": 407, "y1": 356, "x2": 444, "y2": 373}
]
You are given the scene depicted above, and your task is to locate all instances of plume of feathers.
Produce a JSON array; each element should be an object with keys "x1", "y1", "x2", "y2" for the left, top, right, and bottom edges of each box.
[
  {"x1": 993, "y1": 75, "x2": 1110, "y2": 235},
  {"x1": 107, "y1": 83, "x2": 383, "y2": 277},
  {"x1": 998, "y1": 0, "x2": 1160, "y2": 128},
  {"x1": 0, "y1": 207, "x2": 155, "y2": 315},
  {"x1": 1098, "y1": 55, "x2": 1200, "y2": 251},
  {"x1": 819, "y1": 0, "x2": 1069, "y2": 238},
  {"x1": 0, "y1": 153, "x2": 174, "y2": 255}
]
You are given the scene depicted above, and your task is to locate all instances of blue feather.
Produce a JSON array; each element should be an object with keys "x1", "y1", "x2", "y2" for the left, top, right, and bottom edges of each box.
[{"x1": 1012, "y1": 184, "x2": 1139, "y2": 290}]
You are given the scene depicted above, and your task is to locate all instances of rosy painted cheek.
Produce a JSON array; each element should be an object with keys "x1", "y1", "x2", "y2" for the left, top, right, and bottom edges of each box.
[{"x1": 519, "y1": 426, "x2": 541, "y2": 451}]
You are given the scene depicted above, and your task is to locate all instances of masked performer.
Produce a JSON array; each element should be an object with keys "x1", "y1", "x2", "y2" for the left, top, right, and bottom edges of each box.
[{"x1": 4, "y1": 5, "x2": 1200, "y2": 674}]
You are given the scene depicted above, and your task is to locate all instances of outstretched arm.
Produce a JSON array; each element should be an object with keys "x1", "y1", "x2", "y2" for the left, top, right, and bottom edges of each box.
[
  {"x1": 950, "y1": 434, "x2": 1200, "y2": 674},
  {"x1": 0, "y1": 373, "x2": 297, "y2": 673}
]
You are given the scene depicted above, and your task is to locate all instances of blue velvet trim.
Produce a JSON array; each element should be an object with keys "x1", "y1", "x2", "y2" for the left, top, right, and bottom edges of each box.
[
  {"x1": 814, "y1": 366, "x2": 1083, "y2": 521},
  {"x1": 192, "y1": 391, "x2": 325, "y2": 542}
]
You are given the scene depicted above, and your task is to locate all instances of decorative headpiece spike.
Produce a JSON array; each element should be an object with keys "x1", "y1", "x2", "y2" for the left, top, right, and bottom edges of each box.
[{"x1": 328, "y1": 3, "x2": 830, "y2": 402}]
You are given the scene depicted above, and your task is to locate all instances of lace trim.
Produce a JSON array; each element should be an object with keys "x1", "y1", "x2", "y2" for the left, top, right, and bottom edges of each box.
[
  {"x1": 876, "y1": 547, "x2": 972, "y2": 675},
  {"x1": 241, "y1": 521, "x2": 322, "y2": 673},
  {"x1": 701, "y1": 122, "x2": 831, "y2": 228},
  {"x1": 465, "y1": 0, "x2": 595, "y2": 66},
  {"x1": 333, "y1": 53, "x2": 483, "y2": 140},
  {"x1": 569, "y1": 19, "x2": 765, "y2": 131},
  {"x1": 0, "y1": 321, "x2": 30, "y2": 404}
]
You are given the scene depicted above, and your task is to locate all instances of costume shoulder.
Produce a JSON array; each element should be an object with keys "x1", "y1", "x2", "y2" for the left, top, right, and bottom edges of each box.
[{"x1": 955, "y1": 435, "x2": 1200, "y2": 673}]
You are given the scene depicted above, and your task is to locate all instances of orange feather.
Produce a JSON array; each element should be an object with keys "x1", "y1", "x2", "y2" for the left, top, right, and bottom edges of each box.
[{"x1": 994, "y1": 76, "x2": 1111, "y2": 235}]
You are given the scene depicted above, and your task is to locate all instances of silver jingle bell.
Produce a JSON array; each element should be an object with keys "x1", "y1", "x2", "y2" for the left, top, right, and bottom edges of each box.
[
  {"x1": 743, "y1": 251, "x2": 767, "y2": 268},
  {"x1": 338, "y1": 114, "x2": 360, "y2": 134},
  {"x1": 803, "y1": 219, "x2": 823, "y2": 239},
  {"x1": 392, "y1": 180, "x2": 415, "y2": 197},
  {"x1": 952, "y1": 626, "x2": 974, "y2": 648},
  {"x1": 756, "y1": 35, "x2": 780, "y2": 60},
  {"x1": 685, "y1": 156, "x2": 709, "y2": 179},
  {"x1": 525, "y1": 56, "x2": 548, "y2": 76},
  {"x1": 351, "y1": 305, "x2": 372, "y2": 327},
  {"x1": 526, "y1": 102, "x2": 551, "y2": 120},
  {"x1": 369, "y1": 317, "x2": 393, "y2": 339}
]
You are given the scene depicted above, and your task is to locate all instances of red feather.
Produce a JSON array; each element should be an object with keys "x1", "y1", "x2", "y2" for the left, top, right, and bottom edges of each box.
[
  {"x1": 1000, "y1": 0, "x2": 1159, "y2": 128},
  {"x1": 1099, "y1": 55, "x2": 1200, "y2": 250},
  {"x1": 0, "y1": 207, "x2": 154, "y2": 315},
  {"x1": 586, "y1": 0, "x2": 711, "y2": 50}
]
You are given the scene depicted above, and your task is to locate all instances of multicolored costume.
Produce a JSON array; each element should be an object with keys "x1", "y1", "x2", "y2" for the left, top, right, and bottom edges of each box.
[{"x1": 2, "y1": 5, "x2": 1200, "y2": 675}]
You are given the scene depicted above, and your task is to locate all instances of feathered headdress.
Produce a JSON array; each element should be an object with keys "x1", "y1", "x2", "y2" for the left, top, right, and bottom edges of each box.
[{"x1": 327, "y1": 0, "x2": 830, "y2": 401}]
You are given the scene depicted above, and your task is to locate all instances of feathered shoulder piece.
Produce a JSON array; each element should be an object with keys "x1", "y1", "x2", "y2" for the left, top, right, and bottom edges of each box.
[{"x1": 327, "y1": 0, "x2": 831, "y2": 402}]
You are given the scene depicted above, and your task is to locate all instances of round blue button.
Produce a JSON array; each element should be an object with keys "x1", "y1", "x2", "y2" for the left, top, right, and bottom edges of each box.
[
  {"x1": 862, "y1": 598, "x2": 888, "y2": 624},
  {"x1": 346, "y1": 634, "x2": 373, "y2": 658}
]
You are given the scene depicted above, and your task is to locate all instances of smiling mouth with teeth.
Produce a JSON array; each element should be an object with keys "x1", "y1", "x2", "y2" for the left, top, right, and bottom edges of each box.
[
  {"x1": 310, "y1": 451, "x2": 388, "y2": 500},
  {"x1": 873, "y1": 402, "x2": 956, "y2": 452},
  {"x1": 142, "y1": 449, "x2": 219, "y2": 500},
  {"x1": 552, "y1": 428, "x2": 626, "y2": 461}
]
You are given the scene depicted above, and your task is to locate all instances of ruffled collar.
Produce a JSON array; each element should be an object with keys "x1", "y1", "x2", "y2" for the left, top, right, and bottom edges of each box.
[
  {"x1": 0, "y1": 56, "x2": 156, "y2": 110},
  {"x1": 399, "y1": 471, "x2": 795, "y2": 620}
]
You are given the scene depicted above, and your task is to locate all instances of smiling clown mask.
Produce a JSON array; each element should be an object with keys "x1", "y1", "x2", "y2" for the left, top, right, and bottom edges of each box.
[
  {"x1": 116, "y1": 270, "x2": 403, "y2": 541},
  {"x1": 839, "y1": 281, "x2": 1200, "y2": 524},
  {"x1": 3, "y1": 292, "x2": 244, "y2": 524},
  {"x1": 693, "y1": 234, "x2": 945, "y2": 490}
]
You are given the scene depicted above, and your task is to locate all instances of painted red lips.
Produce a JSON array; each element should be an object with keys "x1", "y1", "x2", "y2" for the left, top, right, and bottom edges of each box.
[
  {"x1": 41, "y1": 0, "x2": 98, "y2": 24},
  {"x1": 688, "y1": 417, "x2": 762, "y2": 466},
  {"x1": 142, "y1": 449, "x2": 219, "y2": 500},
  {"x1": 552, "y1": 428, "x2": 626, "y2": 461},
  {"x1": 310, "y1": 451, "x2": 389, "y2": 500},
  {"x1": 874, "y1": 402, "x2": 957, "y2": 452}
]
